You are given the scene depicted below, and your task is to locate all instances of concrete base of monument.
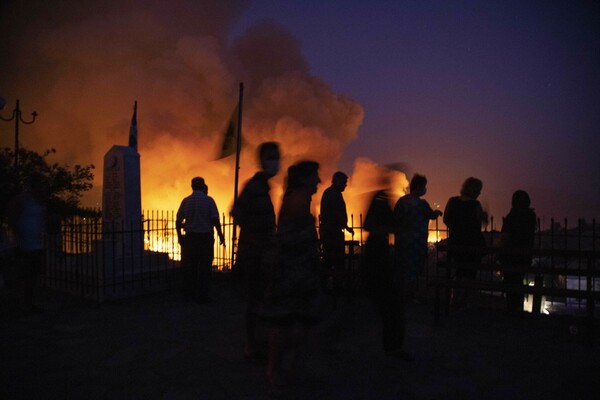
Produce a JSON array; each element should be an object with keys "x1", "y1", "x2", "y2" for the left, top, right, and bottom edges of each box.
[{"x1": 46, "y1": 244, "x2": 178, "y2": 303}]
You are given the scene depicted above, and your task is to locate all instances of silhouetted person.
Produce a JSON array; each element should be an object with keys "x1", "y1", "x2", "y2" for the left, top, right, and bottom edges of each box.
[
  {"x1": 319, "y1": 171, "x2": 353, "y2": 296},
  {"x1": 385, "y1": 174, "x2": 442, "y2": 360},
  {"x1": 176, "y1": 177, "x2": 225, "y2": 304},
  {"x1": 6, "y1": 174, "x2": 48, "y2": 314},
  {"x1": 499, "y1": 190, "x2": 536, "y2": 313},
  {"x1": 364, "y1": 172, "x2": 408, "y2": 358},
  {"x1": 260, "y1": 161, "x2": 322, "y2": 387},
  {"x1": 363, "y1": 173, "x2": 394, "y2": 298},
  {"x1": 443, "y1": 177, "x2": 488, "y2": 307},
  {"x1": 395, "y1": 175, "x2": 442, "y2": 298},
  {"x1": 231, "y1": 141, "x2": 281, "y2": 363}
]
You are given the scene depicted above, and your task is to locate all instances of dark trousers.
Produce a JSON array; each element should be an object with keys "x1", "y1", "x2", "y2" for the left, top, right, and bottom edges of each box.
[
  {"x1": 378, "y1": 275, "x2": 406, "y2": 354},
  {"x1": 504, "y1": 272, "x2": 525, "y2": 312},
  {"x1": 320, "y1": 228, "x2": 345, "y2": 293},
  {"x1": 365, "y1": 237, "x2": 406, "y2": 353},
  {"x1": 181, "y1": 233, "x2": 214, "y2": 301}
]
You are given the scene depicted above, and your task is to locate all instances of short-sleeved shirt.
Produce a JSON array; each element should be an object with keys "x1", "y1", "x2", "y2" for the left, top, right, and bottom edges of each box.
[
  {"x1": 176, "y1": 191, "x2": 219, "y2": 234},
  {"x1": 394, "y1": 195, "x2": 436, "y2": 252}
]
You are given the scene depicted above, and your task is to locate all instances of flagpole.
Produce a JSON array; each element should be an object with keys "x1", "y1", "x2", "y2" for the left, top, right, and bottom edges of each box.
[
  {"x1": 129, "y1": 100, "x2": 138, "y2": 151},
  {"x1": 231, "y1": 82, "x2": 243, "y2": 269}
]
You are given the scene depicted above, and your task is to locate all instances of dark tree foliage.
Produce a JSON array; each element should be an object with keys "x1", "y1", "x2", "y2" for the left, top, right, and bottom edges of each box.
[{"x1": 0, "y1": 147, "x2": 97, "y2": 223}]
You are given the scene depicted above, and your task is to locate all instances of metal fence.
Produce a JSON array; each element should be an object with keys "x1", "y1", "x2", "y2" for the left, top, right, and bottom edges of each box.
[
  {"x1": 46, "y1": 210, "x2": 236, "y2": 302},
  {"x1": 427, "y1": 217, "x2": 599, "y2": 315},
  {"x1": 44, "y1": 211, "x2": 598, "y2": 310}
]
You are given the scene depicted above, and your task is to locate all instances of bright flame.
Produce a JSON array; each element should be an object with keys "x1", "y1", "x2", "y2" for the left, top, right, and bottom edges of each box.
[
  {"x1": 428, "y1": 227, "x2": 447, "y2": 244},
  {"x1": 145, "y1": 234, "x2": 180, "y2": 261}
]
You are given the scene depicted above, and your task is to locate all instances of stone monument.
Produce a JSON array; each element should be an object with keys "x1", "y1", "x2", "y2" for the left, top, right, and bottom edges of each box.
[{"x1": 101, "y1": 101, "x2": 142, "y2": 259}]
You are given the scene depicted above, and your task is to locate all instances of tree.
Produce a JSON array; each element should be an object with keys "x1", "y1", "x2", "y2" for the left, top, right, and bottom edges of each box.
[{"x1": 0, "y1": 147, "x2": 96, "y2": 224}]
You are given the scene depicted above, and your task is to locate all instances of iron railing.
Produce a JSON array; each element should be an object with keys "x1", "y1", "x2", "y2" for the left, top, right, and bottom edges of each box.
[{"x1": 43, "y1": 211, "x2": 598, "y2": 310}]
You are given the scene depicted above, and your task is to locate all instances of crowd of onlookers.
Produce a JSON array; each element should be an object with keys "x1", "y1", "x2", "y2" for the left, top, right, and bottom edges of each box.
[
  {"x1": 175, "y1": 141, "x2": 536, "y2": 388},
  {"x1": 1, "y1": 140, "x2": 535, "y2": 390}
]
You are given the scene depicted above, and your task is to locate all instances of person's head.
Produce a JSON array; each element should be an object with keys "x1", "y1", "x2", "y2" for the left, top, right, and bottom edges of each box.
[
  {"x1": 191, "y1": 177, "x2": 206, "y2": 192},
  {"x1": 332, "y1": 171, "x2": 348, "y2": 192},
  {"x1": 258, "y1": 141, "x2": 281, "y2": 178},
  {"x1": 460, "y1": 177, "x2": 483, "y2": 200},
  {"x1": 409, "y1": 174, "x2": 427, "y2": 197},
  {"x1": 511, "y1": 190, "x2": 531, "y2": 209},
  {"x1": 287, "y1": 160, "x2": 320, "y2": 194}
]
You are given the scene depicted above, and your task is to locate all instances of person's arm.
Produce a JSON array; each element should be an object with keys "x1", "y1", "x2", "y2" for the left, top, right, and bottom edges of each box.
[
  {"x1": 342, "y1": 198, "x2": 354, "y2": 235},
  {"x1": 210, "y1": 198, "x2": 226, "y2": 246},
  {"x1": 175, "y1": 201, "x2": 185, "y2": 245},
  {"x1": 345, "y1": 224, "x2": 354, "y2": 235},
  {"x1": 476, "y1": 201, "x2": 489, "y2": 226},
  {"x1": 443, "y1": 198, "x2": 453, "y2": 226},
  {"x1": 176, "y1": 219, "x2": 184, "y2": 244},
  {"x1": 333, "y1": 192, "x2": 353, "y2": 234},
  {"x1": 212, "y1": 217, "x2": 226, "y2": 246},
  {"x1": 498, "y1": 213, "x2": 511, "y2": 247},
  {"x1": 423, "y1": 199, "x2": 442, "y2": 220}
]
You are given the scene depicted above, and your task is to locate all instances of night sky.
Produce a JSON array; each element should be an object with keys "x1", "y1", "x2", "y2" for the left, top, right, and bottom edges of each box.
[
  {"x1": 1, "y1": 0, "x2": 599, "y2": 225},
  {"x1": 234, "y1": 0, "x2": 600, "y2": 224}
]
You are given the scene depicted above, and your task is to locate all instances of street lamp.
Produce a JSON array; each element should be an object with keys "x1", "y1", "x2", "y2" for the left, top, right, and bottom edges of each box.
[{"x1": 0, "y1": 98, "x2": 38, "y2": 166}]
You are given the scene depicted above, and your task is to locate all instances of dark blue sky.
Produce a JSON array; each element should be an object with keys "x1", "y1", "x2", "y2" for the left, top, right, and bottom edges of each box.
[{"x1": 233, "y1": 0, "x2": 600, "y2": 222}]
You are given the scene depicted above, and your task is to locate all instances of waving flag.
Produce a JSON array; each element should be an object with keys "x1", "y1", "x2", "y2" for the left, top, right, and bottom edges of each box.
[{"x1": 218, "y1": 104, "x2": 239, "y2": 159}]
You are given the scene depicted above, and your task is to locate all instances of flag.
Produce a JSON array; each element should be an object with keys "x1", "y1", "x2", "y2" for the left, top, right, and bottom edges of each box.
[
  {"x1": 218, "y1": 104, "x2": 239, "y2": 159},
  {"x1": 128, "y1": 101, "x2": 138, "y2": 151}
]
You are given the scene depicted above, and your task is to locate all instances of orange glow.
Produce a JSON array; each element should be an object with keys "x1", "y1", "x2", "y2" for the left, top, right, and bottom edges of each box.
[
  {"x1": 145, "y1": 233, "x2": 180, "y2": 261},
  {"x1": 139, "y1": 156, "x2": 448, "y2": 263},
  {"x1": 428, "y1": 227, "x2": 447, "y2": 244}
]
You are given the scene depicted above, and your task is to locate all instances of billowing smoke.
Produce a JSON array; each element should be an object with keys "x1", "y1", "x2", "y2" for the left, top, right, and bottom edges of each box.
[
  {"x1": 342, "y1": 158, "x2": 409, "y2": 223},
  {"x1": 0, "y1": 0, "x2": 367, "y2": 216}
]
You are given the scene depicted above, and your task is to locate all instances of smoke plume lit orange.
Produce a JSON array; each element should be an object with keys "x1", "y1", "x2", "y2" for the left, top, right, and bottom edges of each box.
[
  {"x1": 1, "y1": 0, "x2": 444, "y2": 241},
  {"x1": 0, "y1": 1, "x2": 376, "y2": 221}
]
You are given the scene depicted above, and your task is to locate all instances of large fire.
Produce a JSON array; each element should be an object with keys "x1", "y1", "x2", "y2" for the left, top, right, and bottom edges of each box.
[
  {"x1": 1, "y1": 1, "x2": 446, "y2": 263},
  {"x1": 141, "y1": 156, "x2": 445, "y2": 264}
]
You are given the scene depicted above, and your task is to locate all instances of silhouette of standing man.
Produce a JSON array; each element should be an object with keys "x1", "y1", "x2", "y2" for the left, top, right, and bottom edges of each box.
[
  {"x1": 176, "y1": 177, "x2": 225, "y2": 303},
  {"x1": 388, "y1": 174, "x2": 442, "y2": 360},
  {"x1": 232, "y1": 141, "x2": 281, "y2": 362},
  {"x1": 319, "y1": 171, "x2": 353, "y2": 295}
]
